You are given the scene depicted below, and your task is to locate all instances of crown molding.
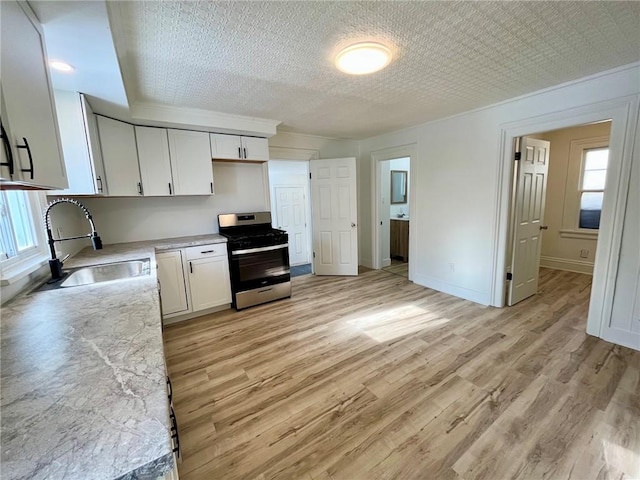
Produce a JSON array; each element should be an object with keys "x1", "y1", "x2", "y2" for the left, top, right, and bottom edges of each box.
[{"x1": 129, "y1": 102, "x2": 281, "y2": 137}]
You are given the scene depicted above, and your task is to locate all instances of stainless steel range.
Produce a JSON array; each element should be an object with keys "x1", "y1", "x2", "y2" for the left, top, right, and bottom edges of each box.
[{"x1": 218, "y1": 212, "x2": 291, "y2": 310}]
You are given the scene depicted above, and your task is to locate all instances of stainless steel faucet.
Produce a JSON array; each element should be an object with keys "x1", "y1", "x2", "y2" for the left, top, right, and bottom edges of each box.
[{"x1": 43, "y1": 198, "x2": 102, "y2": 280}]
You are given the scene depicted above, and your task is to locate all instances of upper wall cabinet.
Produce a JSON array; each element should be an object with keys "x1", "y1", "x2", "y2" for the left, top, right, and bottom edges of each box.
[
  {"x1": 50, "y1": 92, "x2": 107, "y2": 195},
  {"x1": 210, "y1": 133, "x2": 269, "y2": 162},
  {"x1": 96, "y1": 116, "x2": 142, "y2": 196},
  {"x1": 136, "y1": 126, "x2": 173, "y2": 197},
  {"x1": 168, "y1": 129, "x2": 214, "y2": 195},
  {"x1": 0, "y1": 1, "x2": 67, "y2": 189}
]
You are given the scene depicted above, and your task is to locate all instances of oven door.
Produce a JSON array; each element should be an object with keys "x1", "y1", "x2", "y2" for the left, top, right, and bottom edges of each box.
[{"x1": 229, "y1": 244, "x2": 290, "y2": 292}]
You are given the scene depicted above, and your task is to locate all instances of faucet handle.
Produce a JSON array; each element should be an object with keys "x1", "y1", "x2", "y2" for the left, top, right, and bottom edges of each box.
[{"x1": 92, "y1": 234, "x2": 103, "y2": 250}]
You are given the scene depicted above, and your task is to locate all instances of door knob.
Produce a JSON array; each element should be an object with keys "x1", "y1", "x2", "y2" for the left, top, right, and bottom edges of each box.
[
  {"x1": 351, "y1": 223, "x2": 356, "y2": 228},
  {"x1": 540, "y1": 225, "x2": 548, "y2": 230}
]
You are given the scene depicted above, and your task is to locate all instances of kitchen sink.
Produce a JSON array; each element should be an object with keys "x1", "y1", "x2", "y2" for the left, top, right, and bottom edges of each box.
[
  {"x1": 34, "y1": 259, "x2": 151, "y2": 292},
  {"x1": 61, "y1": 259, "x2": 151, "y2": 287}
]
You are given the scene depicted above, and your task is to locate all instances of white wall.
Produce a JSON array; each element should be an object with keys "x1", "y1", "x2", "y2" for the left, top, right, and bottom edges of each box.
[
  {"x1": 389, "y1": 157, "x2": 410, "y2": 218},
  {"x1": 538, "y1": 122, "x2": 611, "y2": 274},
  {"x1": 359, "y1": 64, "x2": 640, "y2": 308}
]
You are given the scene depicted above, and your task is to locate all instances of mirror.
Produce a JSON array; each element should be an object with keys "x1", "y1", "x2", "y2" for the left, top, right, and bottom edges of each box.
[{"x1": 390, "y1": 170, "x2": 407, "y2": 204}]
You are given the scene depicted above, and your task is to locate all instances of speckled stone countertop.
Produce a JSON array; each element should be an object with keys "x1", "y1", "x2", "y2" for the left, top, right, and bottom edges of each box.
[{"x1": 1, "y1": 234, "x2": 227, "y2": 480}]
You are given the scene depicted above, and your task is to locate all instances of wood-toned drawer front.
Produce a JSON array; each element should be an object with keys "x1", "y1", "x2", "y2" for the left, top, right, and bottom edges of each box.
[{"x1": 185, "y1": 244, "x2": 227, "y2": 260}]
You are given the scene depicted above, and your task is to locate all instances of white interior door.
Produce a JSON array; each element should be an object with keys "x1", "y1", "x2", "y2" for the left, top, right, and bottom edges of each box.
[
  {"x1": 508, "y1": 137, "x2": 550, "y2": 305},
  {"x1": 274, "y1": 186, "x2": 309, "y2": 266},
  {"x1": 310, "y1": 157, "x2": 358, "y2": 276}
]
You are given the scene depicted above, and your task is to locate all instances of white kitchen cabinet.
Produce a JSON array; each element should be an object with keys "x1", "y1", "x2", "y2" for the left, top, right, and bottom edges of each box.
[
  {"x1": 49, "y1": 91, "x2": 107, "y2": 195},
  {"x1": 187, "y1": 254, "x2": 232, "y2": 312},
  {"x1": 97, "y1": 116, "x2": 142, "y2": 196},
  {"x1": 80, "y1": 95, "x2": 108, "y2": 195},
  {"x1": 157, "y1": 250, "x2": 189, "y2": 316},
  {"x1": 210, "y1": 133, "x2": 269, "y2": 161},
  {"x1": 240, "y1": 136, "x2": 270, "y2": 161},
  {"x1": 168, "y1": 129, "x2": 214, "y2": 195},
  {"x1": 0, "y1": 1, "x2": 67, "y2": 189},
  {"x1": 136, "y1": 126, "x2": 173, "y2": 197}
]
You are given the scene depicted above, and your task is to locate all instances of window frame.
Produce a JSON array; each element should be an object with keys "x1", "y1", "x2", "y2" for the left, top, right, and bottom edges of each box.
[
  {"x1": 0, "y1": 190, "x2": 49, "y2": 285},
  {"x1": 560, "y1": 136, "x2": 609, "y2": 239}
]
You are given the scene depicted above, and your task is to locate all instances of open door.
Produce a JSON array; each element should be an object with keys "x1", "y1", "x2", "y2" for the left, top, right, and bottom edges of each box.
[
  {"x1": 508, "y1": 137, "x2": 550, "y2": 305},
  {"x1": 310, "y1": 157, "x2": 358, "y2": 275}
]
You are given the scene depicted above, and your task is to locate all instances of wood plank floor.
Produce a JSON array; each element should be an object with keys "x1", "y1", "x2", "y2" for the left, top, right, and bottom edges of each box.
[
  {"x1": 163, "y1": 267, "x2": 640, "y2": 480},
  {"x1": 382, "y1": 259, "x2": 409, "y2": 278}
]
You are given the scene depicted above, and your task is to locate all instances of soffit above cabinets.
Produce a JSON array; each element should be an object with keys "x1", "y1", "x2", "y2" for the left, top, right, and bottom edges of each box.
[{"x1": 106, "y1": 0, "x2": 640, "y2": 139}]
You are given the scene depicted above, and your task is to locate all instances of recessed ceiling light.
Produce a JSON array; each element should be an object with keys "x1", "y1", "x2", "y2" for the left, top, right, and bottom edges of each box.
[
  {"x1": 335, "y1": 42, "x2": 392, "y2": 75},
  {"x1": 49, "y1": 60, "x2": 75, "y2": 73}
]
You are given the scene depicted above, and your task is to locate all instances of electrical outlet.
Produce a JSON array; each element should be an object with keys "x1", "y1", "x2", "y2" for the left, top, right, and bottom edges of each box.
[
  {"x1": 449, "y1": 263, "x2": 455, "y2": 272},
  {"x1": 580, "y1": 249, "x2": 589, "y2": 258}
]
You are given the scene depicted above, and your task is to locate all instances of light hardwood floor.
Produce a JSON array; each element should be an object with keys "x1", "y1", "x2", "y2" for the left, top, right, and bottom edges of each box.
[
  {"x1": 163, "y1": 267, "x2": 640, "y2": 480},
  {"x1": 382, "y1": 259, "x2": 409, "y2": 278}
]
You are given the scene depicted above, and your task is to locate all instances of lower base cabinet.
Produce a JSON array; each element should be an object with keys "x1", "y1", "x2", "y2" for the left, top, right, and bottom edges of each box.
[
  {"x1": 188, "y1": 256, "x2": 232, "y2": 311},
  {"x1": 157, "y1": 251, "x2": 189, "y2": 316},
  {"x1": 156, "y1": 244, "x2": 231, "y2": 320}
]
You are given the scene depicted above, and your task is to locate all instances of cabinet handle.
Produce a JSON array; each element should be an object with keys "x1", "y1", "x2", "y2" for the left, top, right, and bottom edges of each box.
[
  {"x1": 96, "y1": 176, "x2": 103, "y2": 193},
  {"x1": 0, "y1": 124, "x2": 15, "y2": 176},
  {"x1": 238, "y1": 146, "x2": 242, "y2": 159},
  {"x1": 137, "y1": 182, "x2": 143, "y2": 195},
  {"x1": 16, "y1": 137, "x2": 34, "y2": 179},
  {"x1": 210, "y1": 182, "x2": 213, "y2": 193},
  {"x1": 169, "y1": 405, "x2": 181, "y2": 458},
  {"x1": 201, "y1": 250, "x2": 215, "y2": 254},
  {"x1": 189, "y1": 261, "x2": 193, "y2": 274},
  {"x1": 168, "y1": 182, "x2": 172, "y2": 195},
  {"x1": 243, "y1": 147, "x2": 247, "y2": 159}
]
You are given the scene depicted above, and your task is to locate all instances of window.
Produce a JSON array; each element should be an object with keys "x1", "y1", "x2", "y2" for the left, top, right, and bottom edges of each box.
[
  {"x1": 0, "y1": 190, "x2": 37, "y2": 259},
  {"x1": 560, "y1": 134, "x2": 610, "y2": 239},
  {"x1": 0, "y1": 191, "x2": 47, "y2": 283},
  {"x1": 579, "y1": 148, "x2": 608, "y2": 229}
]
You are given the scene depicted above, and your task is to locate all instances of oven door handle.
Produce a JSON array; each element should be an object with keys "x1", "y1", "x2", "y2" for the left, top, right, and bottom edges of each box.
[{"x1": 231, "y1": 243, "x2": 289, "y2": 255}]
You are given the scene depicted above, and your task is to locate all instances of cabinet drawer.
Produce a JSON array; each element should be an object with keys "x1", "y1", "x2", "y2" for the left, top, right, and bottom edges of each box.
[{"x1": 184, "y1": 243, "x2": 227, "y2": 260}]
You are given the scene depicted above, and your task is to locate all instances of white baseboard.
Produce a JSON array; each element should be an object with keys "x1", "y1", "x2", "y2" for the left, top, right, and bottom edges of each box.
[
  {"x1": 382, "y1": 257, "x2": 391, "y2": 267},
  {"x1": 540, "y1": 256, "x2": 594, "y2": 275},
  {"x1": 412, "y1": 273, "x2": 491, "y2": 306}
]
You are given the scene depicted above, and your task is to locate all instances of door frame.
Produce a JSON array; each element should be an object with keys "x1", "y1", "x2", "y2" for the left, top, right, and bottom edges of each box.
[
  {"x1": 371, "y1": 144, "x2": 418, "y2": 281},
  {"x1": 268, "y1": 147, "x2": 318, "y2": 270},
  {"x1": 492, "y1": 96, "x2": 639, "y2": 345}
]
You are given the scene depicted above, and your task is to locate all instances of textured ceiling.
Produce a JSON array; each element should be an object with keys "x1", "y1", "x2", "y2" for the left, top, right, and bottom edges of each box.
[{"x1": 107, "y1": 1, "x2": 640, "y2": 139}]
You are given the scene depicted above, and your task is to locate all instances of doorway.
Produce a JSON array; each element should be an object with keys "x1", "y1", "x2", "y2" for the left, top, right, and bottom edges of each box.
[
  {"x1": 381, "y1": 157, "x2": 410, "y2": 278},
  {"x1": 371, "y1": 144, "x2": 417, "y2": 281},
  {"x1": 506, "y1": 121, "x2": 611, "y2": 306},
  {"x1": 268, "y1": 159, "x2": 313, "y2": 277}
]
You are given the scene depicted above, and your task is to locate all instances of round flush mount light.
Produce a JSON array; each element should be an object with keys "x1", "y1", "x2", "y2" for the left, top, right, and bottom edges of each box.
[
  {"x1": 335, "y1": 42, "x2": 392, "y2": 75},
  {"x1": 49, "y1": 60, "x2": 75, "y2": 73}
]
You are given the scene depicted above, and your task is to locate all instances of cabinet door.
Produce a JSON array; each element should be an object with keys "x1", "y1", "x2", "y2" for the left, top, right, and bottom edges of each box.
[
  {"x1": 49, "y1": 90, "x2": 97, "y2": 195},
  {"x1": 210, "y1": 133, "x2": 242, "y2": 160},
  {"x1": 97, "y1": 116, "x2": 142, "y2": 196},
  {"x1": 241, "y1": 136, "x2": 269, "y2": 161},
  {"x1": 80, "y1": 95, "x2": 107, "y2": 194},
  {"x1": 168, "y1": 129, "x2": 213, "y2": 195},
  {"x1": 157, "y1": 250, "x2": 189, "y2": 316},
  {"x1": 188, "y1": 256, "x2": 232, "y2": 311},
  {"x1": 136, "y1": 126, "x2": 173, "y2": 197},
  {"x1": 0, "y1": 1, "x2": 67, "y2": 188}
]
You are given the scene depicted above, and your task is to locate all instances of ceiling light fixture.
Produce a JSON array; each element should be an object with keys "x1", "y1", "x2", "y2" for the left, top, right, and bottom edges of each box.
[
  {"x1": 335, "y1": 42, "x2": 392, "y2": 75},
  {"x1": 49, "y1": 60, "x2": 75, "y2": 73}
]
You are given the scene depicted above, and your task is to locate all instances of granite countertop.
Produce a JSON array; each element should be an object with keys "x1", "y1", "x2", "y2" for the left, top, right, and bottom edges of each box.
[{"x1": 0, "y1": 234, "x2": 226, "y2": 480}]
